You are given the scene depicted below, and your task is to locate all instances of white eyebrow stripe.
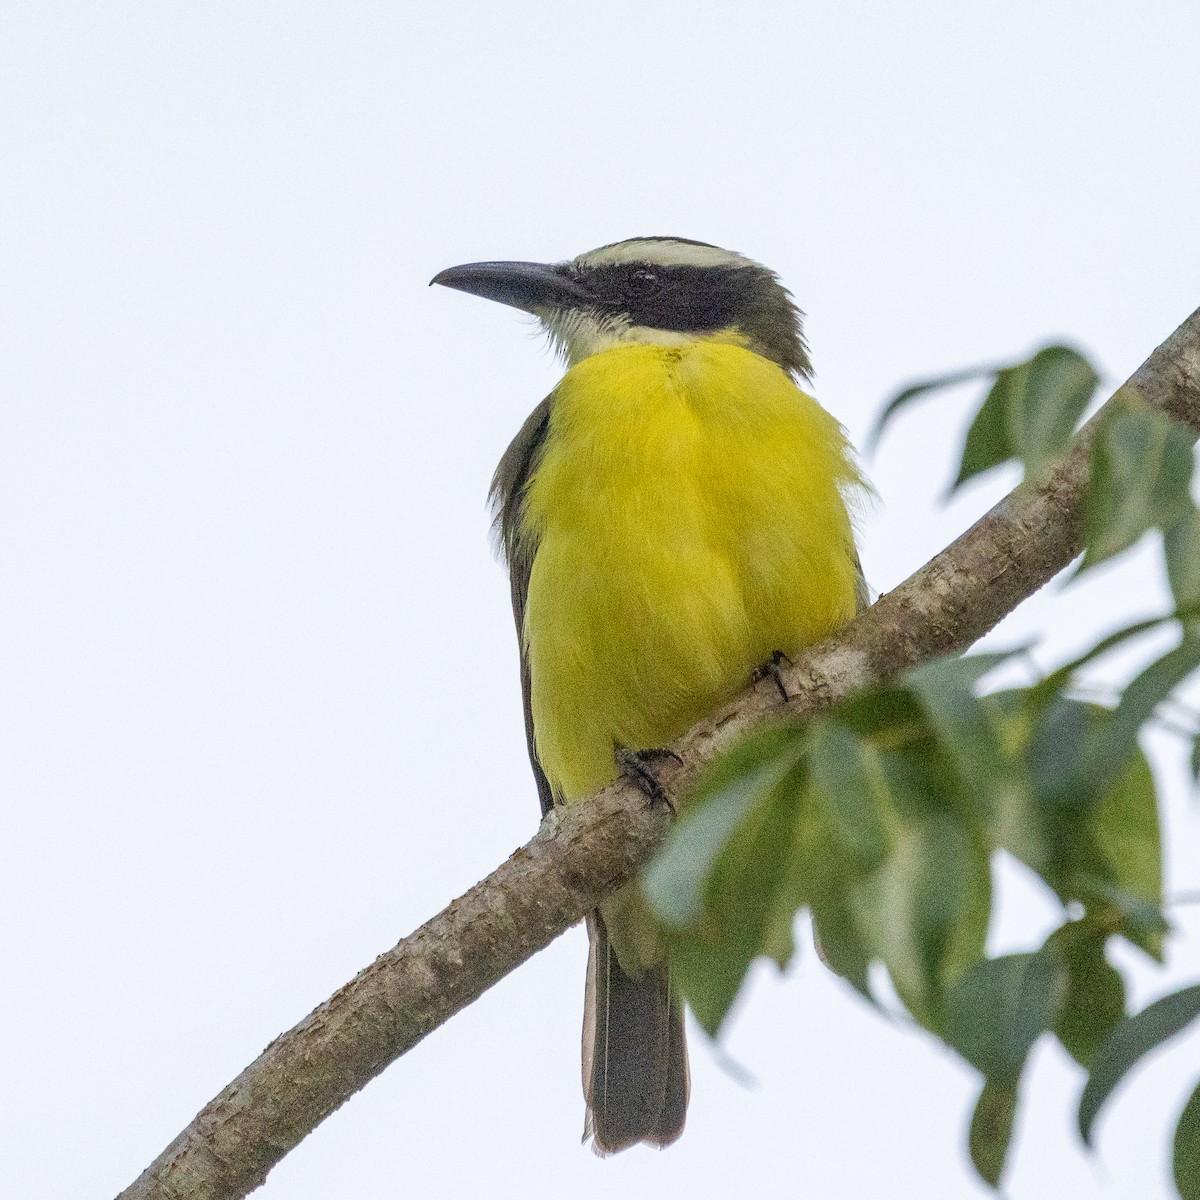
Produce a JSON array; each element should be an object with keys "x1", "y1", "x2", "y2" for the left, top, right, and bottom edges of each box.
[{"x1": 576, "y1": 239, "x2": 756, "y2": 270}]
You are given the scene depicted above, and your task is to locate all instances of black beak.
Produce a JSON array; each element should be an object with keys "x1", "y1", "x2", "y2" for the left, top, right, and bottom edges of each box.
[{"x1": 430, "y1": 260, "x2": 592, "y2": 313}]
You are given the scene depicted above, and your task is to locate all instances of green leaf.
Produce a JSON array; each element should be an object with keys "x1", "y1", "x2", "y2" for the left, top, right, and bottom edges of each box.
[
  {"x1": 954, "y1": 345, "x2": 1099, "y2": 492},
  {"x1": 1048, "y1": 924, "x2": 1126, "y2": 1067},
  {"x1": 792, "y1": 749, "x2": 882, "y2": 1001},
  {"x1": 1032, "y1": 611, "x2": 1189, "y2": 703},
  {"x1": 1026, "y1": 694, "x2": 1093, "y2": 808},
  {"x1": 1084, "y1": 634, "x2": 1200, "y2": 801},
  {"x1": 861, "y1": 807, "x2": 991, "y2": 1022},
  {"x1": 807, "y1": 719, "x2": 890, "y2": 868},
  {"x1": 941, "y1": 949, "x2": 1065, "y2": 1081},
  {"x1": 644, "y1": 723, "x2": 801, "y2": 927},
  {"x1": 954, "y1": 371, "x2": 1013, "y2": 489},
  {"x1": 759, "y1": 883, "x2": 800, "y2": 971},
  {"x1": 1083, "y1": 748, "x2": 1165, "y2": 956},
  {"x1": 992, "y1": 692, "x2": 1165, "y2": 931},
  {"x1": 1175, "y1": 1079, "x2": 1200, "y2": 1200},
  {"x1": 836, "y1": 683, "x2": 927, "y2": 741},
  {"x1": 1075, "y1": 877, "x2": 1170, "y2": 962},
  {"x1": 800, "y1": 679, "x2": 994, "y2": 1016},
  {"x1": 905, "y1": 650, "x2": 1018, "y2": 692},
  {"x1": 985, "y1": 689, "x2": 1056, "y2": 876},
  {"x1": 1007, "y1": 346, "x2": 1101, "y2": 481},
  {"x1": 650, "y1": 731, "x2": 810, "y2": 1036},
  {"x1": 685, "y1": 778, "x2": 804, "y2": 1035},
  {"x1": 1078, "y1": 983, "x2": 1200, "y2": 1145},
  {"x1": 1080, "y1": 396, "x2": 1196, "y2": 574},
  {"x1": 1164, "y1": 506, "x2": 1200, "y2": 612},
  {"x1": 1012, "y1": 696, "x2": 1097, "y2": 888},
  {"x1": 868, "y1": 360, "x2": 1003, "y2": 455},
  {"x1": 906, "y1": 653, "x2": 1024, "y2": 825},
  {"x1": 969, "y1": 1080, "x2": 1019, "y2": 1188},
  {"x1": 810, "y1": 890, "x2": 874, "y2": 1001}
]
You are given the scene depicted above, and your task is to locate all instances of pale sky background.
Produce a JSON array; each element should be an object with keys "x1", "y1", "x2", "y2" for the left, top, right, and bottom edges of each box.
[{"x1": 3, "y1": 3, "x2": 1200, "y2": 1198}]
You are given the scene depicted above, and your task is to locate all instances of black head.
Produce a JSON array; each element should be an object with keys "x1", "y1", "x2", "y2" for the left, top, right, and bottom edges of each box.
[{"x1": 432, "y1": 236, "x2": 812, "y2": 379}]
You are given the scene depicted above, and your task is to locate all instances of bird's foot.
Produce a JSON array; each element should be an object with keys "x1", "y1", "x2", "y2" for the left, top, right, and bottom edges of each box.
[
  {"x1": 615, "y1": 745, "x2": 681, "y2": 812},
  {"x1": 752, "y1": 650, "x2": 793, "y2": 703}
]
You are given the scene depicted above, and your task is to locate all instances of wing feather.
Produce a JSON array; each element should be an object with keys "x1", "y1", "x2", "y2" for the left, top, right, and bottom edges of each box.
[{"x1": 490, "y1": 397, "x2": 556, "y2": 816}]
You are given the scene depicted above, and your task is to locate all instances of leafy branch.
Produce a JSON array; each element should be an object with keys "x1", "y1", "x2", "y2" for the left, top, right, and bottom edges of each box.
[
  {"x1": 645, "y1": 336, "x2": 1200, "y2": 1195},
  {"x1": 117, "y1": 307, "x2": 1200, "y2": 1200}
]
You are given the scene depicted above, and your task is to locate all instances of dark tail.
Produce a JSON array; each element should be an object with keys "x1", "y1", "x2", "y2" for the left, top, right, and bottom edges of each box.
[{"x1": 582, "y1": 912, "x2": 689, "y2": 1154}]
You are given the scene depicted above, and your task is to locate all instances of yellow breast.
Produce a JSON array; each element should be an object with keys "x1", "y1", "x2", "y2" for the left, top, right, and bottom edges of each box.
[{"x1": 521, "y1": 339, "x2": 864, "y2": 802}]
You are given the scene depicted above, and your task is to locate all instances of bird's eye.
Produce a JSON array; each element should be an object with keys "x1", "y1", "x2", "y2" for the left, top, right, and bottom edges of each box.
[{"x1": 626, "y1": 267, "x2": 659, "y2": 296}]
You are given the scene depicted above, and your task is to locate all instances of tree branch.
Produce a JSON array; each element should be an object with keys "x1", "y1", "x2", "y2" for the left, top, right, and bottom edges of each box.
[{"x1": 118, "y1": 308, "x2": 1200, "y2": 1200}]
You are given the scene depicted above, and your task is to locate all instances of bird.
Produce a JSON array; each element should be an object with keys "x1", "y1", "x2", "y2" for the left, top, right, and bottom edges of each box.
[{"x1": 432, "y1": 236, "x2": 867, "y2": 1154}]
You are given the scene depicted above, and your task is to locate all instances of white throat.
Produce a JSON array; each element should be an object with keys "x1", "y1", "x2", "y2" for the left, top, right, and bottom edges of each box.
[{"x1": 537, "y1": 307, "x2": 718, "y2": 366}]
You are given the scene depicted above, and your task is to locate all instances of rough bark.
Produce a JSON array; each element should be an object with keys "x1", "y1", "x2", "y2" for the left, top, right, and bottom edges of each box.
[{"x1": 118, "y1": 307, "x2": 1200, "y2": 1200}]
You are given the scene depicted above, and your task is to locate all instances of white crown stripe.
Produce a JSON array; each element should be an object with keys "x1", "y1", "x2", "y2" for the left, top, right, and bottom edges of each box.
[{"x1": 577, "y1": 239, "x2": 756, "y2": 271}]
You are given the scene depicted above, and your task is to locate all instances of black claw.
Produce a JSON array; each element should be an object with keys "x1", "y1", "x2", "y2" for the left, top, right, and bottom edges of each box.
[
  {"x1": 752, "y1": 650, "x2": 793, "y2": 703},
  {"x1": 615, "y1": 746, "x2": 678, "y2": 812}
]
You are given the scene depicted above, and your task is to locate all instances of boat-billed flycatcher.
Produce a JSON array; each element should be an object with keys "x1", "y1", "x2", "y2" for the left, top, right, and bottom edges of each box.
[{"x1": 432, "y1": 237, "x2": 867, "y2": 1154}]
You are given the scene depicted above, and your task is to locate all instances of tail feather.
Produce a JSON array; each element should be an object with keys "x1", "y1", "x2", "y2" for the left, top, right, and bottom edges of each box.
[{"x1": 582, "y1": 913, "x2": 689, "y2": 1154}]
